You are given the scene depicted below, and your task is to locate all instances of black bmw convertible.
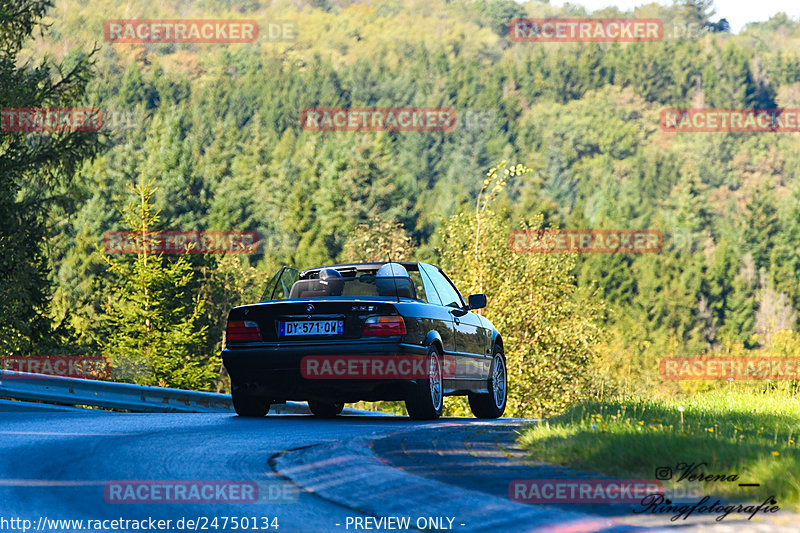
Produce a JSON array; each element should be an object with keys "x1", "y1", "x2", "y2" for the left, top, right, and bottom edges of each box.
[{"x1": 222, "y1": 262, "x2": 506, "y2": 420}]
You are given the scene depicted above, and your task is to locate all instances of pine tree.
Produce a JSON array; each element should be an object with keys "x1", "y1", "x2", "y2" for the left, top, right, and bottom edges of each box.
[
  {"x1": 100, "y1": 174, "x2": 217, "y2": 390},
  {"x1": 0, "y1": 0, "x2": 101, "y2": 354},
  {"x1": 742, "y1": 182, "x2": 780, "y2": 273}
]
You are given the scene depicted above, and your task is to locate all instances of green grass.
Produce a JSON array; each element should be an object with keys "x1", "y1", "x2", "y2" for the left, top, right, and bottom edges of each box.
[{"x1": 518, "y1": 390, "x2": 800, "y2": 510}]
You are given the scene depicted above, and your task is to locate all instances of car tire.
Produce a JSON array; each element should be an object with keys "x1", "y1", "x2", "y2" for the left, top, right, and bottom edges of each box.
[
  {"x1": 231, "y1": 386, "x2": 270, "y2": 417},
  {"x1": 308, "y1": 400, "x2": 344, "y2": 418},
  {"x1": 468, "y1": 348, "x2": 507, "y2": 419},
  {"x1": 405, "y1": 346, "x2": 444, "y2": 420}
]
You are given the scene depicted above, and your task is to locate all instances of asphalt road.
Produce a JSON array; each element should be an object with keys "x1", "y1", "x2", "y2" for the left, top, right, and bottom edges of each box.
[
  {"x1": 1, "y1": 411, "x2": 534, "y2": 533},
  {"x1": 1, "y1": 410, "x2": 798, "y2": 533},
  {"x1": 0, "y1": 411, "x2": 412, "y2": 533}
]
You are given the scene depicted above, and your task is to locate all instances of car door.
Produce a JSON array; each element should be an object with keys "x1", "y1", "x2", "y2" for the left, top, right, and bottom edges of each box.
[
  {"x1": 416, "y1": 265, "x2": 457, "y2": 383},
  {"x1": 439, "y1": 268, "x2": 493, "y2": 380},
  {"x1": 260, "y1": 266, "x2": 300, "y2": 301},
  {"x1": 419, "y1": 264, "x2": 484, "y2": 385}
]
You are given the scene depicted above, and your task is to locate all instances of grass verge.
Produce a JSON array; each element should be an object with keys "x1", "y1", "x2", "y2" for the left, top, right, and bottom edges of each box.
[{"x1": 518, "y1": 390, "x2": 800, "y2": 510}]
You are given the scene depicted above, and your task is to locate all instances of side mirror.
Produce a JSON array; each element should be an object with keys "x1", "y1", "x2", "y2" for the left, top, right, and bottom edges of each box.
[{"x1": 468, "y1": 293, "x2": 487, "y2": 310}]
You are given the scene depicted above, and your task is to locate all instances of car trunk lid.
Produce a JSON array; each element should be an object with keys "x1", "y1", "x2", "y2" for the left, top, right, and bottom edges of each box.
[{"x1": 226, "y1": 300, "x2": 402, "y2": 343}]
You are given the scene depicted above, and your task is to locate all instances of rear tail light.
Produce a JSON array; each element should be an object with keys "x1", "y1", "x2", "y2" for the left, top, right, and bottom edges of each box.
[
  {"x1": 226, "y1": 320, "x2": 262, "y2": 342},
  {"x1": 362, "y1": 315, "x2": 406, "y2": 336}
]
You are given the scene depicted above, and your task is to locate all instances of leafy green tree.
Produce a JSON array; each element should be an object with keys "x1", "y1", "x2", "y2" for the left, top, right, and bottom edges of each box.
[
  {"x1": 471, "y1": 0, "x2": 527, "y2": 37},
  {"x1": 438, "y1": 162, "x2": 605, "y2": 417},
  {"x1": 679, "y1": 0, "x2": 717, "y2": 28},
  {"x1": 340, "y1": 216, "x2": 414, "y2": 263}
]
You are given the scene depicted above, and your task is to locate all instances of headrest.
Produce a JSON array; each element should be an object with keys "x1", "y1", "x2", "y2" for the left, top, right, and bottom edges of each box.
[
  {"x1": 376, "y1": 263, "x2": 409, "y2": 278},
  {"x1": 319, "y1": 268, "x2": 342, "y2": 280},
  {"x1": 318, "y1": 268, "x2": 344, "y2": 296}
]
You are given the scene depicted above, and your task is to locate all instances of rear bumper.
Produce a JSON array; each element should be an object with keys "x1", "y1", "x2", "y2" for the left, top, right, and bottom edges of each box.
[{"x1": 222, "y1": 340, "x2": 428, "y2": 402}]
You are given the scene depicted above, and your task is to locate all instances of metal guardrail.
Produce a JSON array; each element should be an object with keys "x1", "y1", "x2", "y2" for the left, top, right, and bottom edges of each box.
[
  {"x1": 0, "y1": 369, "x2": 310, "y2": 414},
  {"x1": 0, "y1": 398, "x2": 85, "y2": 412}
]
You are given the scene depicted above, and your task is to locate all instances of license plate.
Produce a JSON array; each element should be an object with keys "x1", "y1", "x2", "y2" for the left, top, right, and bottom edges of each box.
[{"x1": 279, "y1": 320, "x2": 344, "y2": 336}]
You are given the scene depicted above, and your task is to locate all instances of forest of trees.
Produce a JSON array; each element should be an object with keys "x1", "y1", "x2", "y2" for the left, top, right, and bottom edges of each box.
[{"x1": 4, "y1": 0, "x2": 800, "y2": 404}]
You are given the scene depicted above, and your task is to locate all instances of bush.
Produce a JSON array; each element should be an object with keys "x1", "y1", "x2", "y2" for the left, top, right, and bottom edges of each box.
[{"x1": 437, "y1": 162, "x2": 606, "y2": 417}]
